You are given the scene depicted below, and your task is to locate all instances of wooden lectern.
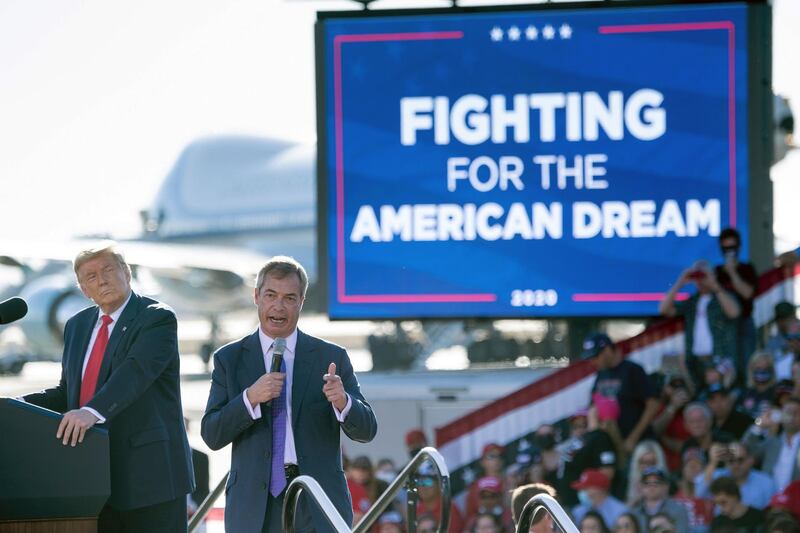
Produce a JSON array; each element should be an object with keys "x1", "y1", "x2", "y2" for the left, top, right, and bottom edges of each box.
[{"x1": 0, "y1": 398, "x2": 110, "y2": 533}]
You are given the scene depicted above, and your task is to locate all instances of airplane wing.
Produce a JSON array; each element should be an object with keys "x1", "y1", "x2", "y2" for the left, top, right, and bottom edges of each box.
[{"x1": 0, "y1": 239, "x2": 272, "y2": 368}]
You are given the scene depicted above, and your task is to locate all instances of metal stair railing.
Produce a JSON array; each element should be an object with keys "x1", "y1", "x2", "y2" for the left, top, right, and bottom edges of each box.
[
  {"x1": 283, "y1": 446, "x2": 451, "y2": 533},
  {"x1": 283, "y1": 475, "x2": 353, "y2": 533},
  {"x1": 188, "y1": 471, "x2": 228, "y2": 533},
  {"x1": 515, "y1": 494, "x2": 579, "y2": 533}
]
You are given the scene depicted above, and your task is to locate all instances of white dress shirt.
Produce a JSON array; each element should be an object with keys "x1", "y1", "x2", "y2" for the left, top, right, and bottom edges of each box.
[
  {"x1": 243, "y1": 328, "x2": 352, "y2": 465},
  {"x1": 692, "y1": 294, "x2": 714, "y2": 356},
  {"x1": 774, "y1": 431, "x2": 800, "y2": 491},
  {"x1": 80, "y1": 291, "x2": 132, "y2": 423}
]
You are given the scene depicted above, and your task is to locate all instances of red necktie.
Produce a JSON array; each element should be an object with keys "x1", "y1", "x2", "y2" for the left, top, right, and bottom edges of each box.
[{"x1": 79, "y1": 315, "x2": 113, "y2": 406}]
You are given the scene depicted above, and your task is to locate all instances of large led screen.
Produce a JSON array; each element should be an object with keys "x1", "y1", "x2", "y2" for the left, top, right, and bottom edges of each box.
[{"x1": 317, "y1": 2, "x2": 762, "y2": 319}]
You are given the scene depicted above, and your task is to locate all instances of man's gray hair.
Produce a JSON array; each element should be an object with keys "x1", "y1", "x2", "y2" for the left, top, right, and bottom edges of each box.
[
  {"x1": 255, "y1": 256, "x2": 308, "y2": 296},
  {"x1": 684, "y1": 401, "x2": 712, "y2": 422},
  {"x1": 73, "y1": 241, "x2": 130, "y2": 278}
]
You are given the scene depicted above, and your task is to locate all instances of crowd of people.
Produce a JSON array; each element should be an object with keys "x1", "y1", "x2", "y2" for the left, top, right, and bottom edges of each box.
[{"x1": 344, "y1": 229, "x2": 800, "y2": 533}]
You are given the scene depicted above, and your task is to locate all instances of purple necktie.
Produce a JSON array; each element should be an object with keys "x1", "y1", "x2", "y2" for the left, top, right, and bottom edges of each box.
[{"x1": 270, "y1": 356, "x2": 288, "y2": 497}]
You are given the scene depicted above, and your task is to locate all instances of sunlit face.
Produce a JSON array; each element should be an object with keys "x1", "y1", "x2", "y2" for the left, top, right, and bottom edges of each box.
[
  {"x1": 77, "y1": 254, "x2": 131, "y2": 314},
  {"x1": 418, "y1": 518, "x2": 437, "y2": 533},
  {"x1": 728, "y1": 444, "x2": 753, "y2": 479},
  {"x1": 254, "y1": 273, "x2": 304, "y2": 339},
  {"x1": 379, "y1": 524, "x2": 403, "y2": 533},
  {"x1": 684, "y1": 408, "x2": 711, "y2": 438},
  {"x1": 349, "y1": 467, "x2": 370, "y2": 485},
  {"x1": 614, "y1": 515, "x2": 637, "y2": 533},
  {"x1": 783, "y1": 402, "x2": 800, "y2": 433},
  {"x1": 580, "y1": 515, "x2": 603, "y2": 533},
  {"x1": 478, "y1": 490, "x2": 502, "y2": 509},
  {"x1": 475, "y1": 515, "x2": 500, "y2": 533},
  {"x1": 481, "y1": 451, "x2": 503, "y2": 475},
  {"x1": 638, "y1": 452, "x2": 657, "y2": 471}
]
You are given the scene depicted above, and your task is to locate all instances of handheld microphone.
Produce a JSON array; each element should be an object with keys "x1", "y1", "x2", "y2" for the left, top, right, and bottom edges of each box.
[
  {"x1": 265, "y1": 338, "x2": 287, "y2": 408},
  {"x1": 270, "y1": 338, "x2": 287, "y2": 373},
  {"x1": 0, "y1": 297, "x2": 27, "y2": 325}
]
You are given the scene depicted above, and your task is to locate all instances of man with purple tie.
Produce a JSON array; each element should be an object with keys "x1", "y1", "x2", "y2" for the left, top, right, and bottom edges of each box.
[
  {"x1": 202, "y1": 256, "x2": 377, "y2": 533},
  {"x1": 23, "y1": 243, "x2": 194, "y2": 532}
]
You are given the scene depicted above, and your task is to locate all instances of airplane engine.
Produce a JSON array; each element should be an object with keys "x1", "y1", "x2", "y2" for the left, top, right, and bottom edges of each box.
[{"x1": 8, "y1": 273, "x2": 90, "y2": 363}]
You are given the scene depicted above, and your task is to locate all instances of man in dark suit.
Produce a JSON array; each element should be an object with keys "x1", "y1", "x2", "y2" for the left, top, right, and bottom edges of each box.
[
  {"x1": 201, "y1": 256, "x2": 377, "y2": 533},
  {"x1": 24, "y1": 244, "x2": 194, "y2": 532}
]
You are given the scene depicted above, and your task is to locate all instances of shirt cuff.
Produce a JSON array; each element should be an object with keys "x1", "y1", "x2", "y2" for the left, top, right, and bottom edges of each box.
[
  {"x1": 243, "y1": 389, "x2": 262, "y2": 420},
  {"x1": 333, "y1": 394, "x2": 352, "y2": 422},
  {"x1": 81, "y1": 406, "x2": 106, "y2": 424}
]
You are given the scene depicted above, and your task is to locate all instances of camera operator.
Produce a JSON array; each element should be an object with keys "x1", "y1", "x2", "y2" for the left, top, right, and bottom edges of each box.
[
  {"x1": 660, "y1": 260, "x2": 740, "y2": 390},
  {"x1": 694, "y1": 441, "x2": 775, "y2": 510}
]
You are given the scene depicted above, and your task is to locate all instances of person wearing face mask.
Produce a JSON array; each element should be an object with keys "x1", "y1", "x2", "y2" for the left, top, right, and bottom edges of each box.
[
  {"x1": 713, "y1": 227, "x2": 758, "y2": 381},
  {"x1": 738, "y1": 352, "x2": 778, "y2": 419},
  {"x1": 571, "y1": 469, "x2": 629, "y2": 530}
]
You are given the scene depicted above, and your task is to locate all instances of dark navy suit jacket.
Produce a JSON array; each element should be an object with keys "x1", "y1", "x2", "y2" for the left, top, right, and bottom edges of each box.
[
  {"x1": 24, "y1": 292, "x2": 195, "y2": 510},
  {"x1": 201, "y1": 329, "x2": 377, "y2": 533}
]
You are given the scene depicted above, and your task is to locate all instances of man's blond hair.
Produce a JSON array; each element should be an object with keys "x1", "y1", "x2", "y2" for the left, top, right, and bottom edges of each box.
[{"x1": 73, "y1": 242, "x2": 130, "y2": 279}]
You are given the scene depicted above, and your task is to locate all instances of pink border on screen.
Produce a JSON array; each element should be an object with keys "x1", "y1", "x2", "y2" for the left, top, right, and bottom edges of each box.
[
  {"x1": 332, "y1": 31, "x2": 498, "y2": 304},
  {"x1": 572, "y1": 20, "x2": 737, "y2": 303},
  {"x1": 332, "y1": 21, "x2": 737, "y2": 306}
]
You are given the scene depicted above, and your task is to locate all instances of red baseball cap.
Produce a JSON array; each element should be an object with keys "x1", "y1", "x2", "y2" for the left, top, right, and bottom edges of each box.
[
  {"x1": 769, "y1": 481, "x2": 800, "y2": 520},
  {"x1": 482, "y1": 443, "x2": 504, "y2": 457},
  {"x1": 477, "y1": 476, "x2": 502, "y2": 493},
  {"x1": 571, "y1": 469, "x2": 610, "y2": 491},
  {"x1": 405, "y1": 429, "x2": 426, "y2": 447}
]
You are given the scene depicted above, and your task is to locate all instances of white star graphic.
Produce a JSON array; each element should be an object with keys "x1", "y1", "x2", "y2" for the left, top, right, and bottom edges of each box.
[
  {"x1": 542, "y1": 25, "x2": 555, "y2": 40},
  {"x1": 525, "y1": 25, "x2": 538, "y2": 40},
  {"x1": 490, "y1": 26, "x2": 504, "y2": 42},
  {"x1": 559, "y1": 23, "x2": 573, "y2": 39},
  {"x1": 508, "y1": 26, "x2": 521, "y2": 41}
]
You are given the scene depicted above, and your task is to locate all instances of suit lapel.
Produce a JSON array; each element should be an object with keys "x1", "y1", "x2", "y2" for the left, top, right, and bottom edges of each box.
[
  {"x1": 96, "y1": 293, "x2": 140, "y2": 387},
  {"x1": 242, "y1": 330, "x2": 267, "y2": 389},
  {"x1": 67, "y1": 309, "x2": 98, "y2": 409},
  {"x1": 239, "y1": 330, "x2": 269, "y2": 428},
  {"x1": 291, "y1": 330, "x2": 314, "y2": 429}
]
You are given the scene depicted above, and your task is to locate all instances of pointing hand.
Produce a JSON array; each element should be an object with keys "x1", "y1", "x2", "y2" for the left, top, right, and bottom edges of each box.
[{"x1": 323, "y1": 362, "x2": 347, "y2": 412}]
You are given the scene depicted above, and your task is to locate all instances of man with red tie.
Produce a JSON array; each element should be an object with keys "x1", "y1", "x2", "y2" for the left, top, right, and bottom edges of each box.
[{"x1": 23, "y1": 243, "x2": 194, "y2": 532}]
